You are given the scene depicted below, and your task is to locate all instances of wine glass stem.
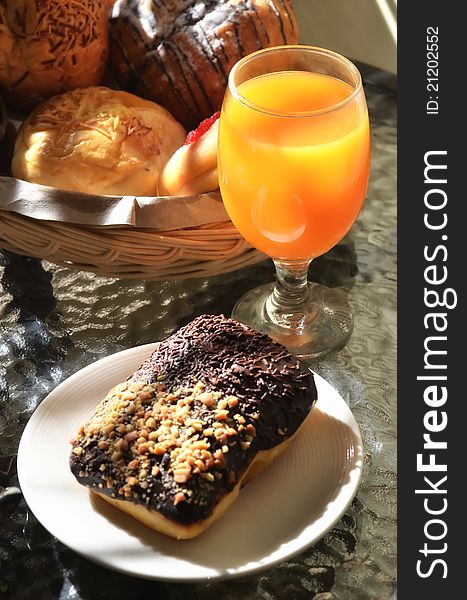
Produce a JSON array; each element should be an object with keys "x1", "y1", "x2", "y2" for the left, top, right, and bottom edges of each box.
[{"x1": 266, "y1": 259, "x2": 313, "y2": 330}]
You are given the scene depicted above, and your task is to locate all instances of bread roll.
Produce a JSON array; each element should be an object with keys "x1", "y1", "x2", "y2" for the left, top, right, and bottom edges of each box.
[
  {"x1": 0, "y1": 1, "x2": 113, "y2": 101},
  {"x1": 70, "y1": 314, "x2": 317, "y2": 539},
  {"x1": 108, "y1": 0, "x2": 300, "y2": 129},
  {"x1": 11, "y1": 86, "x2": 186, "y2": 196},
  {"x1": 158, "y1": 113, "x2": 220, "y2": 196}
]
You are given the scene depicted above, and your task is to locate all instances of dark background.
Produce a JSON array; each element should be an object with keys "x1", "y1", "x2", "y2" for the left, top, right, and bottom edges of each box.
[{"x1": 398, "y1": 3, "x2": 462, "y2": 597}]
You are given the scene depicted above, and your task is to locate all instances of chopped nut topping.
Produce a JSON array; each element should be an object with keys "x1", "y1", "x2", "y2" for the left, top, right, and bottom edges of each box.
[
  {"x1": 146, "y1": 417, "x2": 156, "y2": 429},
  {"x1": 173, "y1": 492, "x2": 185, "y2": 506},
  {"x1": 246, "y1": 424, "x2": 256, "y2": 436},
  {"x1": 198, "y1": 392, "x2": 215, "y2": 407},
  {"x1": 227, "y1": 396, "x2": 239, "y2": 408},
  {"x1": 71, "y1": 377, "x2": 258, "y2": 505}
]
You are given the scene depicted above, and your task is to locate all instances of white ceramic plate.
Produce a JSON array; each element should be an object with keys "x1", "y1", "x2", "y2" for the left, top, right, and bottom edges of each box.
[{"x1": 18, "y1": 344, "x2": 363, "y2": 581}]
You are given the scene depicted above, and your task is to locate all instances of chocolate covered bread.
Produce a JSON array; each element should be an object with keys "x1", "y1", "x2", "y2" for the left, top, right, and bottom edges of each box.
[
  {"x1": 70, "y1": 315, "x2": 317, "y2": 538},
  {"x1": 108, "y1": 0, "x2": 299, "y2": 129}
]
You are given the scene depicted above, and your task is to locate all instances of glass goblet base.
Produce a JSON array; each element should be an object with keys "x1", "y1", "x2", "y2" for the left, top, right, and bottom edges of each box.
[{"x1": 231, "y1": 281, "x2": 353, "y2": 360}]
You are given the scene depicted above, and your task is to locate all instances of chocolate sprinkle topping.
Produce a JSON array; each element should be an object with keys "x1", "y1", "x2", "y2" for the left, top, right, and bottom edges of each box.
[{"x1": 70, "y1": 315, "x2": 317, "y2": 526}]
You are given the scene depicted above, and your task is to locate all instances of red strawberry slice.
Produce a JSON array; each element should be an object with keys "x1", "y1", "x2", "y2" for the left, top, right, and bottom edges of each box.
[{"x1": 185, "y1": 111, "x2": 220, "y2": 145}]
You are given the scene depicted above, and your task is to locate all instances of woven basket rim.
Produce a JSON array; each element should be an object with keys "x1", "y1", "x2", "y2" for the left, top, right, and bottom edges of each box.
[{"x1": 0, "y1": 206, "x2": 265, "y2": 281}]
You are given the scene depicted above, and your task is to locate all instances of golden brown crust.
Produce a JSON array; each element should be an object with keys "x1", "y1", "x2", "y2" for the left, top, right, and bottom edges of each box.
[
  {"x1": 0, "y1": 1, "x2": 113, "y2": 99},
  {"x1": 11, "y1": 86, "x2": 186, "y2": 196},
  {"x1": 109, "y1": 0, "x2": 300, "y2": 129},
  {"x1": 158, "y1": 119, "x2": 219, "y2": 196}
]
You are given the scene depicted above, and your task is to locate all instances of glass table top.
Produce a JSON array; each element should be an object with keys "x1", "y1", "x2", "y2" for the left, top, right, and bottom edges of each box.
[{"x1": 0, "y1": 81, "x2": 396, "y2": 600}]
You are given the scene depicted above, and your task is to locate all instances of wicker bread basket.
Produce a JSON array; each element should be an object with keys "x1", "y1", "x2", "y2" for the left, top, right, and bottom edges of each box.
[
  {"x1": 0, "y1": 0, "x2": 301, "y2": 280},
  {"x1": 0, "y1": 177, "x2": 264, "y2": 280}
]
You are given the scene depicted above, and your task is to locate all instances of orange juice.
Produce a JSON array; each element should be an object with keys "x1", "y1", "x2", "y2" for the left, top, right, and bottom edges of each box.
[{"x1": 218, "y1": 71, "x2": 370, "y2": 259}]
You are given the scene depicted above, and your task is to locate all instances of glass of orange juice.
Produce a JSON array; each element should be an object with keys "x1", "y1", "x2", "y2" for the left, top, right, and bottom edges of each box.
[{"x1": 218, "y1": 45, "x2": 370, "y2": 358}]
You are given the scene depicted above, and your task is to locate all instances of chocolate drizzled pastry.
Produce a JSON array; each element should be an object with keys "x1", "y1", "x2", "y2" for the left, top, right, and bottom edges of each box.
[
  {"x1": 70, "y1": 315, "x2": 317, "y2": 538},
  {"x1": 108, "y1": 0, "x2": 299, "y2": 129}
]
